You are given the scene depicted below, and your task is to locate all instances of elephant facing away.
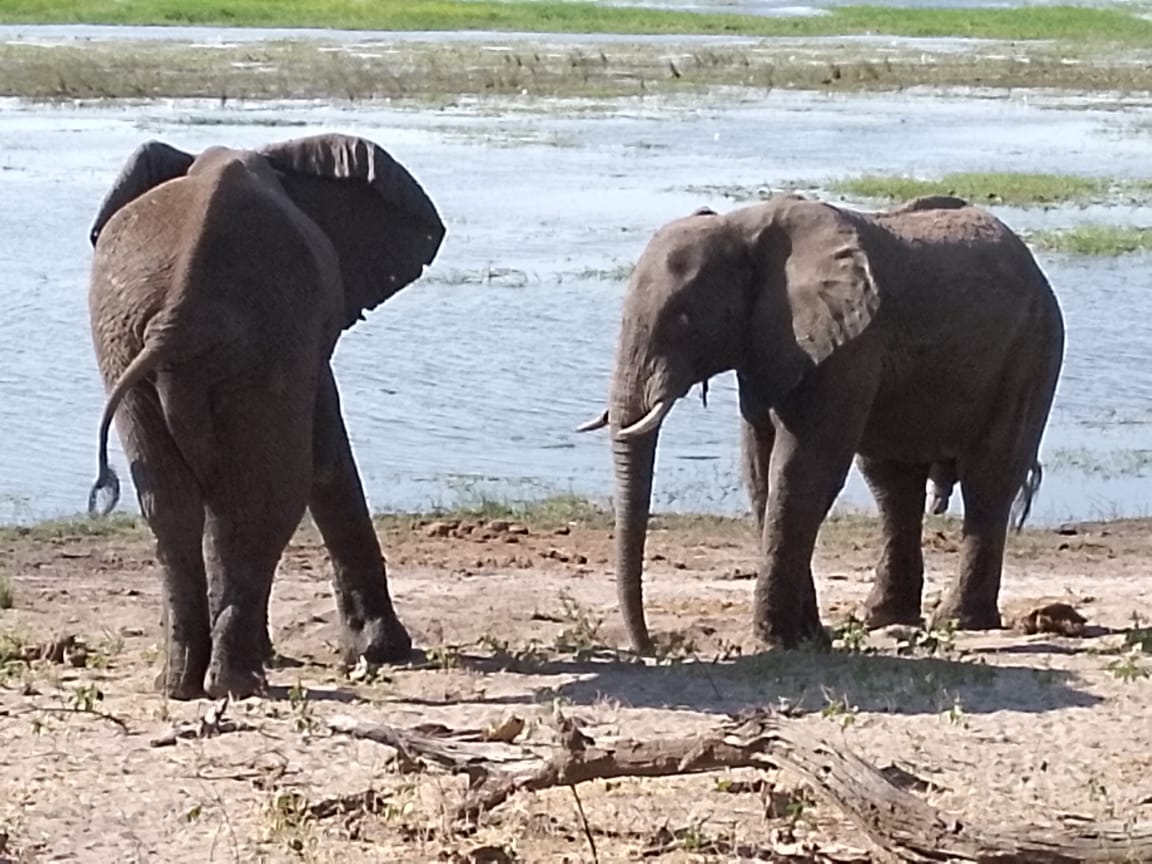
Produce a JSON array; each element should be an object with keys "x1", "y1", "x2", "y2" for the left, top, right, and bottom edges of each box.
[
  {"x1": 87, "y1": 134, "x2": 445, "y2": 699},
  {"x1": 581, "y1": 194, "x2": 1064, "y2": 653}
]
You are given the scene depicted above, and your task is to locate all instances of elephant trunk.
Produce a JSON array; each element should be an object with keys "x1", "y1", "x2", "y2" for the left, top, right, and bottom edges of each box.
[{"x1": 611, "y1": 427, "x2": 658, "y2": 655}]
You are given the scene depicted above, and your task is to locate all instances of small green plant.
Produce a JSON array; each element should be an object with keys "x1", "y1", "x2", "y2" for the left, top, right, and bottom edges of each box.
[
  {"x1": 819, "y1": 691, "x2": 859, "y2": 728},
  {"x1": 1107, "y1": 649, "x2": 1149, "y2": 682},
  {"x1": 896, "y1": 621, "x2": 956, "y2": 658},
  {"x1": 0, "y1": 631, "x2": 26, "y2": 672},
  {"x1": 265, "y1": 789, "x2": 315, "y2": 852},
  {"x1": 832, "y1": 615, "x2": 870, "y2": 654},
  {"x1": 184, "y1": 804, "x2": 203, "y2": 823},
  {"x1": 652, "y1": 629, "x2": 700, "y2": 665},
  {"x1": 0, "y1": 575, "x2": 13, "y2": 610},
  {"x1": 1123, "y1": 627, "x2": 1152, "y2": 654},
  {"x1": 478, "y1": 633, "x2": 548, "y2": 669},
  {"x1": 70, "y1": 683, "x2": 104, "y2": 712},
  {"x1": 941, "y1": 695, "x2": 968, "y2": 728},
  {"x1": 677, "y1": 820, "x2": 713, "y2": 853},
  {"x1": 426, "y1": 643, "x2": 463, "y2": 671},
  {"x1": 88, "y1": 633, "x2": 126, "y2": 670},
  {"x1": 287, "y1": 681, "x2": 317, "y2": 733},
  {"x1": 553, "y1": 593, "x2": 607, "y2": 659}
]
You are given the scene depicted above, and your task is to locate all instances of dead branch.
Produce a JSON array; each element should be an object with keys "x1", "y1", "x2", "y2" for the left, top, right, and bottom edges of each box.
[
  {"x1": 330, "y1": 710, "x2": 1152, "y2": 864},
  {"x1": 22, "y1": 705, "x2": 130, "y2": 733}
]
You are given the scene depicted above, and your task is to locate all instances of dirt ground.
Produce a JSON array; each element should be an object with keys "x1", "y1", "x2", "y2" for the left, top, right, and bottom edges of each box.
[{"x1": 1, "y1": 509, "x2": 1151, "y2": 863}]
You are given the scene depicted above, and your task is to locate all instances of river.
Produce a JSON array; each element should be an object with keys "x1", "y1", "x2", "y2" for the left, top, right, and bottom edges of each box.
[{"x1": 1, "y1": 31, "x2": 1150, "y2": 525}]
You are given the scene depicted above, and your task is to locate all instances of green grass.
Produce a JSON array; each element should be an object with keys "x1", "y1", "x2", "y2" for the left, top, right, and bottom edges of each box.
[
  {"x1": 0, "y1": 575, "x2": 12, "y2": 610},
  {"x1": 0, "y1": 1, "x2": 1150, "y2": 42},
  {"x1": 0, "y1": 514, "x2": 145, "y2": 543},
  {"x1": 832, "y1": 172, "x2": 1152, "y2": 206},
  {"x1": 1027, "y1": 225, "x2": 1152, "y2": 256}
]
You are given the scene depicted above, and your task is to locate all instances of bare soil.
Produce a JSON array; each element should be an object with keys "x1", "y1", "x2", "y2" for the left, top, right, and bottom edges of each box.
[{"x1": 1, "y1": 511, "x2": 1151, "y2": 863}]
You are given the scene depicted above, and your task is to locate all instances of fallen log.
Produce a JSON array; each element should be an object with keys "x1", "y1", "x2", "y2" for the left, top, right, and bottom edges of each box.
[{"x1": 330, "y1": 710, "x2": 1152, "y2": 863}]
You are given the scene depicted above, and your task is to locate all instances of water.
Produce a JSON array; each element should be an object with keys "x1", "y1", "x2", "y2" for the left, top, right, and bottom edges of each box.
[{"x1": 1, "y1": 81, "x2": 1150, "y2": 526}]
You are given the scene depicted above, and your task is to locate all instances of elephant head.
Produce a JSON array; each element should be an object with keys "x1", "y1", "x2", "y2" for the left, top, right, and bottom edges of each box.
[
  {"x1": 89, "y1": 133, "x2": 445, "y2": 328},
  {"x1": 582, "y1": 196, "x2": 880, "y2": 653}
]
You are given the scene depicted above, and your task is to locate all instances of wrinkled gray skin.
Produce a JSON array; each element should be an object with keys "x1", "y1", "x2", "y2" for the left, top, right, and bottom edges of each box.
[
  {"x1": 584, "y1": 194, "x2": 1064, "y2": 653},
  {"x1": 87, "y1": 134, "x2": 445, "y2": 698}
]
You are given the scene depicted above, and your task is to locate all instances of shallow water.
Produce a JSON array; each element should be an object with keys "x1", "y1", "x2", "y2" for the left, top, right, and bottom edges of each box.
[{"x1": 1, "y1": 86, "x2": 1150, "y2": 525}]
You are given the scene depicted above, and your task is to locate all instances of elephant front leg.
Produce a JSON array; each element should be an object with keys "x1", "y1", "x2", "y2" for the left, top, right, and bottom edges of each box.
[
  {"x1": 752, "y1": 365, "x2": 875, "y2": 650},
  {"x1": 311, "y1": 368, "x2": 412, "y2": 666},
  {"x1": 753, "y1": 427, "x2": 857, "y2": 650},
  {"x1": 858, "y1": 457, "x2": 929, "y2": 628}
]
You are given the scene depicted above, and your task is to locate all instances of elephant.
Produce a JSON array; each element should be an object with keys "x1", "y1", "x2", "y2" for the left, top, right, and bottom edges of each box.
[
  {"x1": 86, "y1": 133, "x2": 445, "y2": 699},
  {"x1": 580, "y1": 193, "x2": 1064, "y2": 653}
]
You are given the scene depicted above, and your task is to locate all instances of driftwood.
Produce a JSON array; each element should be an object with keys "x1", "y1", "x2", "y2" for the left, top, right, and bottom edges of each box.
[{"x1": 329, "y1": 710, "x2": 1152, "y2": 864}]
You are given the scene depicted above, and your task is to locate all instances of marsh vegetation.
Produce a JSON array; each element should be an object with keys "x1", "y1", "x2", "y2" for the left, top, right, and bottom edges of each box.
[{"x1": 5, "y1": 35, "x2": 1152, "y2": 102}]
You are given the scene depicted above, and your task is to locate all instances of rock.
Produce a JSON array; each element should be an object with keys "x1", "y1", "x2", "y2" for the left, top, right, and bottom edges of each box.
[
  {"x1": 485, "y1": 519, "x2": 511, "y2": 533},
  {"x1": 553, "y1": 525, "x2": 571, "y2": 536},
  {"x1": 507, "y1": 523, "x2": 530, "y2": 535},
  {"x1": 424, "y1": 520, "x2": 459, "y2": 538}
]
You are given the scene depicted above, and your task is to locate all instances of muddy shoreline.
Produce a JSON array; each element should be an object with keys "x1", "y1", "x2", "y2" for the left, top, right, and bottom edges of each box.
[{"x1": 2, "y1": 510, "x2": 1151, "y2": 860}]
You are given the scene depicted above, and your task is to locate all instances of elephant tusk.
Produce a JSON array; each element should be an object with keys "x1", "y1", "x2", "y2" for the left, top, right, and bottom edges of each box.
[
  {"x1": 615, "y1": 401, "x2": 671, "y2": 440},
  {"x1": 576, "y1": 409, "x2": 609, "y2": 433}
]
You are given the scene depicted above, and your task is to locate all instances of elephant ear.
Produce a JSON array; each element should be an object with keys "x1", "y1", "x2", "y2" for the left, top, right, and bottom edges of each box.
[
  {"x1": 89, "y1": 141, "x2": 194, "y2": 246},
  {"x1": 738, "y1": 196, "x2": 881, "y2": 407},
  {"x1": 258, "y1": 134, "x2": 445, "y2": 326}
]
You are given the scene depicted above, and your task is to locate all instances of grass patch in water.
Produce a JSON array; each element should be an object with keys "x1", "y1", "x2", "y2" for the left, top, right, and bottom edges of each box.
[
  {"x1": 6, "y1": 38, "x2": 1152, "y2": 102},
  {"x1": 832, "y1": 172, "x2": 1152, "y2": 206},
  {"x1": 1028, "y1": 225, "x2": 1152, "y2": 256},
  {"x1": 2, "y1": 2, "x2": 1152, "y2": 42},
  {"x1": 1047, "y1": 447, "x2": 1152, "y2": 480}
]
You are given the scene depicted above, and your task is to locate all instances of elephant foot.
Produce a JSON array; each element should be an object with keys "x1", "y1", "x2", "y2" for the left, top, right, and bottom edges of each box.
[
  {"x1": 155, "y1": 640, "x2": 210, "y2": 700},
  {"x1": 154, "y1": 669, "x2": 207, "y2": 701},
  {"x1": 342, "y1": 614, "x2": 413, "y2": 667},
  {"x1": 753, "y1": 612, "x2": 831, "y2": 651},
  {"x1": 204, "y1": 662, "x2": 267, "y2": 700},
  {"x1": 862, "y1": 589, "x2": 923, "y2": 630},
  {"x1": 930, "y1": 595, "x2": 1001, "y2": 631},
  {"x1": 204, "y1": 604, "x2": 268, "y2": 699}
]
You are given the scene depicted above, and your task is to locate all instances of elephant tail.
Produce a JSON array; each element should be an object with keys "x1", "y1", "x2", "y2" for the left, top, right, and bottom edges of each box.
[
  {"x1": 88, "y1": 343, "x2": 164, "y2": 517},
  {"x1": 1009, "y1": 460, "x2": 1043, "y2": 532}
]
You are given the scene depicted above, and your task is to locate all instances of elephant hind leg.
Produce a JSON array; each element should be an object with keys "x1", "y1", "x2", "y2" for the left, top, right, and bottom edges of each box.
[
  {"x1": 859, "y1": 457, "x2": 929, "y2": 629},
  {"x1": 195, "y1": 375, "x2": 316, "y2": 700},
  {"x1": 118, "y1": 388, "x2": 211, "y2": 700},
  {"x1": 932, "y1": 474, "x2": 1014, "y2": 630},
  {"x1": 310, "y1": 366, "x2": 411, "y2": 666}
]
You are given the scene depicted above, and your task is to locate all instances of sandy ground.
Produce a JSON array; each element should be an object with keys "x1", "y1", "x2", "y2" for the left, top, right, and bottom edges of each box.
[{"x1": 1, "y1": 510, "x2": 1151, "y2": 863}]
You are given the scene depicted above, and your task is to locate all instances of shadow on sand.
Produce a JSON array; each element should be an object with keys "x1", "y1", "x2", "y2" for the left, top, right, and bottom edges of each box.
[{"x1": 414, "y1": 644, "x2": 1101, "y2": 717}]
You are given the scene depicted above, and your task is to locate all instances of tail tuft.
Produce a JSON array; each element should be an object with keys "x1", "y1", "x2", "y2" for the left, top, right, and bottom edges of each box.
[
  {"x1": 1010, "y1": 461, "x2": 1043, "y2": 532},
  {"x1": 87, "y1": 466, "x2": 121, "y2": 517}
]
